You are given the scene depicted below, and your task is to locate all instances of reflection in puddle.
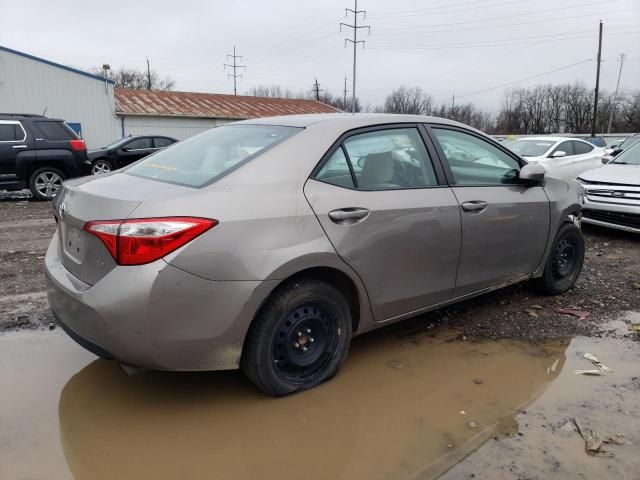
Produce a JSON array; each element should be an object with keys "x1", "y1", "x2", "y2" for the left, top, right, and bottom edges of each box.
[
  {"x1": 0, "y1": 327, "x2": 569, "y2": 479},
  {"x1": 54, "y1": 329, "x2": 567, "y2": 480}
]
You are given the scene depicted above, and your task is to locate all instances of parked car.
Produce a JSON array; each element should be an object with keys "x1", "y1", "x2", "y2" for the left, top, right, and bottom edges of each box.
[
  {"x1": 0, "y1": 113, "x2": 89, "y2": 200},
  {"x1": 578, "y1": 140, "x2": 640, "y2": 233},
  {"x1": 46, "y1": 114, "x2": 584, "y2": 396},
  {"x1": 88, "y1": 135, "x2": 177, "y2": 174},
  {"x1": 505, "y1": 136, "x2": 604, "y2": 181},
  {"x1": 583, "y1": 136, "x2": 606, "y2": 148},
  {"x1": 604, "y1": 133, "x2": 640, "y2": 157}
]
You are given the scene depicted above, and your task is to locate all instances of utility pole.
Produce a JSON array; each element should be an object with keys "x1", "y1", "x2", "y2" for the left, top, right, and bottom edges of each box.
[
  {"x1": 451, "y1": 93, "x2": 455, "y2": 116},
  {"x1": 340, "y1": 0, "x2": 370, "y2": 114},
  {"x1": 607, "y1": 53, "x2": 626, "y2": 133},
  {"x1": 591, "y1": 20, "x2": 603, "y2": 137},
  {"x1": 146, "y1": 57, "x2": 152, "y2": 90},
  {"x1": 224, "y1": 46, "x2": 246, "y2": 96},
  {"x1": 343, "y1": 75, "x2": 348, "y2": 109},
  {"x1": 311, "y1": 78, "x2": 324, "y2": 101}
]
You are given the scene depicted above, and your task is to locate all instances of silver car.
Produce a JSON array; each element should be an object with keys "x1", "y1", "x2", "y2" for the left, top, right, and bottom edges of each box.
[
  {"x1": 45, "y1": 114, "x2": 585, "y2": 396},
  {"x1": 578, "y1": 140, "x2": 640, "y2": 233}
]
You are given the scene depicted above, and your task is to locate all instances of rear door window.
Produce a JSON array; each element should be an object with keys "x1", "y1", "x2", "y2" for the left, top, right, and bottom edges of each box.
[
  {"x1": 126, "y1": 124, "x2": 300, "y2": 187},
  {"x1": 572, "y1": 140, "x2": 594, "y2": 155},
  {"x1": 0, "y1": 122, "x2": 25, "y2": 142},
  {"x1": 344, "y1": 128, "x2": 438, "y2": 190},
  {"x1": 34, "y1": 121, "x2": 77, "y2": 140},
  {"x1": 154, "y1": 137, "x2": 174, "y2": 148},
  {"x1": 125, "y1": 138, "x2": 153, "y2": 150},
  {"x1": 551, "y1": 141, "x2": 574, "y2": 157}
]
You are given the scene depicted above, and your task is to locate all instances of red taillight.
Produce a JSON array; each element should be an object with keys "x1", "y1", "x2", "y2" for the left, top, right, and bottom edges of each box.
[
  {"x1": 84, "y1": 217, "x2": 217, "y2": 266},
  {"x1": 69, "y1": 139, "x2": 86, "y2": 151}
]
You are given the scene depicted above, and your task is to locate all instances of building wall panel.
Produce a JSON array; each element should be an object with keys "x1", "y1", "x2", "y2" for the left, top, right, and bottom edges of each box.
[{"x1": 0, "y1": 49, "x2": 118, "y2": 148}]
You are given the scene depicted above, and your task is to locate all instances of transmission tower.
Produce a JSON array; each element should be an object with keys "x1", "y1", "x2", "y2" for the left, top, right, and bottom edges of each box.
[
  {"x1": 340, "y1": 0, "x2": 370, "y2": 114},
  {"x1": 224, "y1": 46, "x2": 246, "y2": 96}
]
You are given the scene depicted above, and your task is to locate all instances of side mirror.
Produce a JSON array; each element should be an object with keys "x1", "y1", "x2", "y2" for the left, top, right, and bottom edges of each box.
[
  {"x1": 550, "y1": 150, "x2": 566, "y2": 158},
  {"x1": 519, "y1": 163, "x2": 546, "y2": 185},
  {"x1": 601, "y1": 155, "x2": 613, "y2": 164}
]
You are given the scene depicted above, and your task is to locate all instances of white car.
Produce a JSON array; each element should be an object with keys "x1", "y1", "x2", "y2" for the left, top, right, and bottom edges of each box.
[
  {"x1": 578, "y1": 141, "x2": 640, "y2": 234},
  {"x1": 505, "y1": 137, "x2": 604, "y2": 181}
]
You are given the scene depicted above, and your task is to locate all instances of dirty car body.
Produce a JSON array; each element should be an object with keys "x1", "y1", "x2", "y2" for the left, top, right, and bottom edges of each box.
[
  {"x1": 45, "y1": 114, "x2": 585, "y2": 395},
  {"x1": 578, "y1": 141, "x2": 640, "y2": 234}
]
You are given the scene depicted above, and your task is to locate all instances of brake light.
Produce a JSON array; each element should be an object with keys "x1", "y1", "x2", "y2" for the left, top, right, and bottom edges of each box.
[
  {"x1": 84, "y1": 217, "x2": 217, "y2": 266},
  {"x1": 69, "y1": 139, "x2": 86, "y2": 151}
]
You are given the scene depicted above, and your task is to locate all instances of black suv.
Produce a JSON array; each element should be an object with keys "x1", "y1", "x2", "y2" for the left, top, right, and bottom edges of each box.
[
  {"x1": 88, "y1": 135, "x2": 177, "y2": 174},
  {"x1": 0, "y1": 114, "x2": 90, "y2": 200}
]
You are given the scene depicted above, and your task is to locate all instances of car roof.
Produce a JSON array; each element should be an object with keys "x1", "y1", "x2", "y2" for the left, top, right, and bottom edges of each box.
[
  {"x1": 0, "y1": 113, "x2": 63, "y2": 121},
  {"x1": 233, "y1": 112, "x2": 474, "y2": 130},
  {"x1": 514, "y1": 136, "x2": 592, "y2": 143}
]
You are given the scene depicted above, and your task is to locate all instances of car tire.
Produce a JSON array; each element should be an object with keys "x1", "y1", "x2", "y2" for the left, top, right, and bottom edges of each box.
[
  {"x1": 241, "y1": 279, "x2": 353, "y2": 396},
  {"x1": 534, "y1": 223, "x2": 585, "y2": 295},
  {"x1": 91, "y1": 158, "x2": 114, "y2": 175},
  {"x1": 28, "y1": 167, "x2": 66, "y2": 201}
]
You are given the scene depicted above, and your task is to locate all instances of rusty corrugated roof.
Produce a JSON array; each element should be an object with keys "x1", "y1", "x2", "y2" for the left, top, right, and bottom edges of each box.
[{"x1": 115, "y1": 88, "x2": 341, "y2": 119}]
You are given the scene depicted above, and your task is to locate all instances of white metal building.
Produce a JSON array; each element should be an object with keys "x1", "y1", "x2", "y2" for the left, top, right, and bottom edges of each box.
[
  {"x1": 0, "y1": 45, "x2": 340, "y2": 149},
  {"x1": 0, "y1": 45, "x2": 118, "y2": 148}
]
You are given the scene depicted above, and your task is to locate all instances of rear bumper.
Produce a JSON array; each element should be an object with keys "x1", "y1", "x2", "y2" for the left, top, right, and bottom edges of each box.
[{"x1": 45, "y1": 234, "x2": 276, "y2": 371}]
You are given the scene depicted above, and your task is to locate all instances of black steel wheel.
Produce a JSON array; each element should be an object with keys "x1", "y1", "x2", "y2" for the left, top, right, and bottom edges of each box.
[
  {"x1": 534, "y1": 223, "x2": 584, "y2": 295},
  {"x1": 242, "y1": 279, "x2": 352, "y2": 396}
]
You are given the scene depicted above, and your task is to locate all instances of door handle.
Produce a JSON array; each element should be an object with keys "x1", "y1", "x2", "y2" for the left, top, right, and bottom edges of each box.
[
  {"x1": 328, "y1": 208, "x2": 370, "y2": 223},
  {"x1": 12, "y1": 145, "x2": 27, "y2": 149},
  {"x1": 461, "y1": 201, "x2": 488, "y2": 213}
]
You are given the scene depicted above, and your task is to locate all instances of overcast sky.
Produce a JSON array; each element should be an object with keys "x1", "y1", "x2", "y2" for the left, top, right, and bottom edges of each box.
[{"x1": 1, "y1": 0, "x2": 638, "y2": 112}]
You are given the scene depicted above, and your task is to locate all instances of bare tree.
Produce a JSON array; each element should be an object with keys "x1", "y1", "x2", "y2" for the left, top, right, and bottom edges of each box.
[
  {"x1": 383, "y1": 86, "x2": 433, "y2": 115},
  {"x1": 90, "y1": 66, "x2": 174, "y2": 91}
]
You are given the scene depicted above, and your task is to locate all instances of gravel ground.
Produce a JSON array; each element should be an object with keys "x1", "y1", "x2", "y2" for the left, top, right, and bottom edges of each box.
[{"x1": 1, "y1": 189, "x2": 639, "y2": 338}]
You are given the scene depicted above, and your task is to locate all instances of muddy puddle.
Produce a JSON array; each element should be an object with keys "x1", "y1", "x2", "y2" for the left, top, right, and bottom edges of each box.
[{"x1": 1, "y1": 322, "x2": 638, "y2": 480}]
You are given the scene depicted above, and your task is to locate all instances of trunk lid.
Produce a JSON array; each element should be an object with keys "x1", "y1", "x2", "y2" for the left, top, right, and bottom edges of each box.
[{"x1": 52, "y1": 173, "x2": 195, "y2": 285}]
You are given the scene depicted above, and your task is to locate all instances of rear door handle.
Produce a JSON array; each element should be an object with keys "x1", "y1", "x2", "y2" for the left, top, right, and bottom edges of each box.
[
  {"x1": 328, "y1": 208, "x2": 370, "y2": 223},
  {"x1": 461, "y1": 201, "x2": 488, "y2": 213},
  {"x1": 12, "y1": 145, "x2": 27, "y2": 149}
]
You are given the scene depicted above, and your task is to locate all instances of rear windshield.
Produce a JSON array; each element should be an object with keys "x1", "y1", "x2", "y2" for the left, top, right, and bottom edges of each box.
[
  {"x1": 126, "y1": 124, "x2": 300, "y2": 187},
  {"x1": 34, "y1": 121, "x2": 77, "y2": 140}
]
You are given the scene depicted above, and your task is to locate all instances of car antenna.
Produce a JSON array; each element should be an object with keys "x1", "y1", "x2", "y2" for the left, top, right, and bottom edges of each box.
[{"x1": 42, "y1": 106, "x2": 48, "y2": 116}]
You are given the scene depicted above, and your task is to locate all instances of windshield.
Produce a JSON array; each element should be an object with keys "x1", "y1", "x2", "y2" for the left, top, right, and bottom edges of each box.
[
  {"x1": 506, "y1": 139, "x2": 555, "y2": 157},
  {"x1": 125, "y1": 124, "x2": 300, "y2": 187},
  {"x1": 618, "y1": 135, "x2": 640, "y2": 150},
  {"x1": 102, "y1": 137, "x2": 132, "y2": 149},
  {"x1": 612, "y1": 141, "x2": 640, "y2": 165}
]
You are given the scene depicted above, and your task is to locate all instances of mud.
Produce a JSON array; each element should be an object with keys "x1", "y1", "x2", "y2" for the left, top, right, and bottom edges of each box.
[{"x1": 1, "y1": 319, "x2": 639, "y2": 480}]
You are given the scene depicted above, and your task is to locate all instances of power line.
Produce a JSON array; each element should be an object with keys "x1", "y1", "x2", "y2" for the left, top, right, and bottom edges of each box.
[
  {"x1": 340, "y1": 0, "x2": 370, "y2": 113},
  {"x1": 371, "y1": 0, "x2": 624, "y2": 27},
  {"x1": 435, "y1": 58, "x2": 594, "y2": 103},
  {"x1": 372, "y1": 0, "x2": 522, "y2": 16},
  {"x1": 370, "y1": 0, "x2": 531, "y2": 19},
  {"x1": 224, "y1": 45, "x2": 246, "y2": 96},
  {"x1": 372, "y1": 9, "x2": 636, "y2": 35},
  {"x1": 367, "y1": 30, "x2": 640, "y2": 51}
]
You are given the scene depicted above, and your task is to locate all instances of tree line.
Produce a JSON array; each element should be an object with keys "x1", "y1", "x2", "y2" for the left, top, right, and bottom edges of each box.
[
  {"x1": 86, "y1": 63, "x2": 638, "y2": 134},
  {"x1": 248, "y1": 82, "x2": 640, "y2": 134}
]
